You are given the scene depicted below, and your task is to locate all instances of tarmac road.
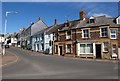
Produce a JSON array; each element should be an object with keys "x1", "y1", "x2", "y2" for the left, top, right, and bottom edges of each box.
[{"x1": 2, "y1": 47, "x2": 119, "y2": 79}]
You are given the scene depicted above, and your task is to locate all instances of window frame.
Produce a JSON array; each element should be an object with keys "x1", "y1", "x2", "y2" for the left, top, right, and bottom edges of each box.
[
  {"x1": 66, "y1": 31, "x2": 72, "y2": 39},
  {"x1": 110, "y1": 30, "x2": 117, "y2": 39},
  {"x1": 103, "y1": 42, "x2": 109, "y2": 52},
  {"x1": 66, "y1": 44, "x2": 71, "y2": 53},
  {"x1": 112, "y1": 44, "x2": 117, "y2": 54},
  {"x1": 90, "y1": 19, "x2": 95, "y2": 23},
  {"x1": 82, "y1": 29, "x2": 90, "y2": 38},
  {"x1": 100, "y1": 28, "x2": 108, "y2": 37},
  {"x1": 79, "y1": 43, "x2": 93, "y2": 54}
]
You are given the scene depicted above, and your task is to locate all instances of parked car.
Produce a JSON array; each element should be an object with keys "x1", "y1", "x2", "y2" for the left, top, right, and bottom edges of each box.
[
  {"x1": 27, "y1": 44, "x2": 32, "y2": 50},
  {"x1": 5, "y1": 44, "x2": 9, "y2": 48}
]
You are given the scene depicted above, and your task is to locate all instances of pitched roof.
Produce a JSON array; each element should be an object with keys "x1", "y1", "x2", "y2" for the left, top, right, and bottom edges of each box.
[
  {"x1": 31, "y1": 19, "x2": 48, "y2": 36},
  {"x1": 73, "y1": 15, "x2": 120, "y2": 29},
  {"x1": 33, "y1": 27, "x2": 50, "y2": 36},
  {"x1": 58, "y1": 20, "x2": 80, "y2": 31},
  {"x1": 46, "y1": 24, "x2": 64, "y2": 34}
]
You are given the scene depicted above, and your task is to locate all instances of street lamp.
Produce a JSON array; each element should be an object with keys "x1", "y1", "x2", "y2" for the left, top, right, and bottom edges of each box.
[
  {"x1": 4, "y1": 11, "x2": 18, "y2": 35},
  {"x1": 3, "y1": 11, "x2": 18, "y2": 55}
]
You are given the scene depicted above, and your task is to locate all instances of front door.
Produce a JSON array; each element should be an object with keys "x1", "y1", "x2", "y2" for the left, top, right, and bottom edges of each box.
[
  {"x1": 96, "y1": 44, "x2": 101, "y2": 59},
  {"x1": 37, "y1": 44, "x2": 39, "y2": 51},
  {"x1": 59, "y1": 46, "x2": 62, "y2": 56}
]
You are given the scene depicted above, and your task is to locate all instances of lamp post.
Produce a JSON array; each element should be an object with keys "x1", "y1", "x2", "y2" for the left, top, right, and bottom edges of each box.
[{"x1": 3, "y1": 11, "x2": 18, "y2": 55}]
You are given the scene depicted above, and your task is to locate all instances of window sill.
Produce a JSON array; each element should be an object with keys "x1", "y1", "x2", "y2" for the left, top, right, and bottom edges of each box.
[
  {"x1": 103, "y1": 51, "x2": 108, "y2": 53},
  {"x1": 66, "y1": 52, "x2": 72, "y2": 54},
  {"x1": 110, "y1": 38, "x2": 117, "y2": 40},
  {"x1": 66, "y1": 39, "x2": 72, "y2": 40},
  {"x1": 79, "y1": 53, "x2": 93, "y2": 54},
  {"x1": 100, "y1": 36, "x2": 108, "y2": 38}
]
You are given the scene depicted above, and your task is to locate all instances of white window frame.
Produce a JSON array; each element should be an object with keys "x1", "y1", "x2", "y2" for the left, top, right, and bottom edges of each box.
[
  {"x1": 79, "y1": 43, "x2": 93, "y2": 54},
  {"x1": 112, "y1": 44, "x2": 116, "y2": 54},
  {"x1": 100, "y1": 28, "x2": 108, "y2": 37},
  {"x1": 117, "y1": 17, "x2": 120, "y2": 24},
  {"x1": 103, "y1": 42, "x2": 109, "y2": 52},
  {"x1": 118, "y1": 19, "x2": 120, "y2": 24},
  {"x1": 112, "y1": 44, "x2": 117, "y2": 58},
  {"x1": 110, "y1": 30, "x2": 117, "y2": 39},
  {"x1": 82, "y1": 29, "x2": 89, "y2": 38}
]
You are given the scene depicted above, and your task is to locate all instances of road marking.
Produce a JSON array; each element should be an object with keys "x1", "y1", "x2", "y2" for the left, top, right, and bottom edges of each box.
[{"x1": 0, "y1": 50, "x2": 19, "y2": 67}]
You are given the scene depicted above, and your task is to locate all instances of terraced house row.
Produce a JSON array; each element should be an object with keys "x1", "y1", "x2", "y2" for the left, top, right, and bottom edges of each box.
[{"x1": 16, "y1": 11, "x2": 120, "y2": 60}]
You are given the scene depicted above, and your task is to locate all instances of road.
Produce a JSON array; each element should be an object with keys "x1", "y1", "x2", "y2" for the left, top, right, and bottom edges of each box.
[{"x1": 2, "y1": 47, "x2": 119, "y2": 79}]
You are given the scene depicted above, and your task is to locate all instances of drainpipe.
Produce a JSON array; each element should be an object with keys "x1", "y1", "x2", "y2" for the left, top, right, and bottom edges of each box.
[{"x1": 75, "y1": 29, "x2": 77, "y2": 57}]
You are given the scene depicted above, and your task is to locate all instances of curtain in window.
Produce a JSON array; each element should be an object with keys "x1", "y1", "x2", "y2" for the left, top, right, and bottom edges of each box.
[
  {"x1": 80, "y1": 44, "x2": 93, "y2": 53},
  {"x1": 86, "y1": 44, "x2": 93, "y2": 53},
  {"x1": 80, "y1": 44, "x2": 85, "y2": 53}
]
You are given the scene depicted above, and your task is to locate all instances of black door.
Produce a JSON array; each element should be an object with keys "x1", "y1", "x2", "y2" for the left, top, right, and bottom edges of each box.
[
  {"x1": 59, "y1": 46, "x2": 62, "y2": 55},
  {"x1": 96, "y1": 44, "x2": 101, "y2": 59}
]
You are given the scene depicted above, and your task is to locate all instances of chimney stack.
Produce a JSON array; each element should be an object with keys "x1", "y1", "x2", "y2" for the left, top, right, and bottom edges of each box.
[
  {"x1": 14, "y1": 32, "x2": 16, "y2": 37},
  {"x1": 39, "y1": 16, "x2": 42, "y2": 21},
  {"x1": 54, "y1": 19, "x2": 58, "y2": 25},
  {"x1": 80, "y1": 10, "x2": 86, "y2": 20}
]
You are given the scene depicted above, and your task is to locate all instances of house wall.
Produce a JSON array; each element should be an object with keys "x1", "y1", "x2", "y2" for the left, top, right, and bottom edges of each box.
[
  {"x1": 44, "y1": 33, "x2": 54, "y2": 54},
  {"x1": 55, "y1": 30, "x2": 76, "y2": 57},
  {"x1": 31, "y1": 20, "x2": 47, "y2": 36},
  {"x1": 53, "y1": 23, "x2": 119, "y2": 59},
  {"x1": 76, "y1": 26, "x2": 110, "y2": 59},
  {"x1": 75, "y1": 26, "x2": 119, "y2": 59},
  {"x1": 0, "y1": 36, "x2": 4, "y2": 43}
]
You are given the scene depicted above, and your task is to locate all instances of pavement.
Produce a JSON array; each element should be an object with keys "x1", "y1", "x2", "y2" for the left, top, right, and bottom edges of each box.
[{"x1": 0, "y1": 48, "x2": 18, "y2": 67}]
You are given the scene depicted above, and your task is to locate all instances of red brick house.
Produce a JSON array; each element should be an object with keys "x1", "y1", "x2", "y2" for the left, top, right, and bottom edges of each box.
[{"x1": 54, "y1": 11, "x2": 120, "y2": 59}]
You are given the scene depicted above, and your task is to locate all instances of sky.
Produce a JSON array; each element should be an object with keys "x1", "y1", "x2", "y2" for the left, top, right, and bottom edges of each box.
[{"x1": 1, "y1": 2, "x2": 119, "y2": 34}]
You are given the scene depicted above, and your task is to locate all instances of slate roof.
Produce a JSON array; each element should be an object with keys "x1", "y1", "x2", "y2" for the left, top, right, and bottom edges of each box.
[
  {"x1": 33, "y1": 27, "x2": 50, "y2": 36},
  {"x1": 107, "y1": 18, "x2": 120, "y2": 27},
  {"x1": 46, "y1": 24, "x2": 64, "y2": 34},
  {"x1": 58, "y1": 20, "x2": 80, "y2": 31},
  {"x1": 32, "y1": 15, "x2": 120, "y2": 36},
  {"x1": 72, "y1": 15, "x2": 120, "y2": 29}
]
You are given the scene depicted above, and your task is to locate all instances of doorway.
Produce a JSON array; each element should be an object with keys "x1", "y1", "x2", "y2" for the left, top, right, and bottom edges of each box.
[
  {"x1": 96, "y1": 44, "x2": 101, "y2": 59},
  {"x1": 59, "y1": 46, "x2": 62, "y2": 56},
  {"x1": 37, "y1": 44, "x2": 39, "y2": 51}
]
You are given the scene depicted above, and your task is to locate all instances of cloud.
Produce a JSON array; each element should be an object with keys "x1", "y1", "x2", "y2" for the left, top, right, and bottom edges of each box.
[{"x1": 92, "y1": 13, "x2": 112, "y2": 17}]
